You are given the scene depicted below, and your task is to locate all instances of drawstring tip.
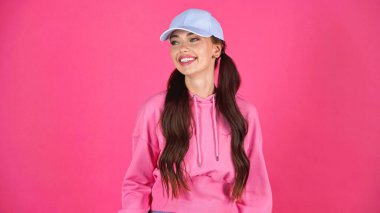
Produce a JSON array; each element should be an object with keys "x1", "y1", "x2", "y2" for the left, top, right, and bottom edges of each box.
[{"x1": 216, "y1": 156, "x2": 219, "y2": 161}]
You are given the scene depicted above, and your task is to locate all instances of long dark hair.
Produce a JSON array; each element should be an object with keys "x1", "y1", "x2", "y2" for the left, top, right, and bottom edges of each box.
[{"x1": 159, "y1": 36, "x2": 249, "y2": 200}]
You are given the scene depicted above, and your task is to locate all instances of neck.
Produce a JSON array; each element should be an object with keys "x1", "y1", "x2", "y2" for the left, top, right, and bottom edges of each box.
[{"x1": 185, "y1": 69, "x2": 215, "y2": 99}]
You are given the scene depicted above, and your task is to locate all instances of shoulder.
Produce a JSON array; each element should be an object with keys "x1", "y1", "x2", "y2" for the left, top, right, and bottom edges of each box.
[
  {"x1": 139, "y1": 90, "x2": 167, "y2": 112},
  {"x1": 235, "y1": 92, "x2": 260, "y2": 122},
  {"x1": 135, "y1": 90, "x2": 167, "y2": 121}
]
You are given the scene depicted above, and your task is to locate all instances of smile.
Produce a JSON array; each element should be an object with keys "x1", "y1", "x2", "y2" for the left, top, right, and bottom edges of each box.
[
  {"x1": 180, "y1": 57, "x2": 195, "y2": 62},
  {"x1": 178, "y1": 55, "x2": 197, "y2": 66}
]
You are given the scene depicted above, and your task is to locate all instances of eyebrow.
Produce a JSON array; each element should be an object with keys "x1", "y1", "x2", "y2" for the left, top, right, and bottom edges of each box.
[{"x1": 169, "y1": 32, "x2": 194, "y2": 40}]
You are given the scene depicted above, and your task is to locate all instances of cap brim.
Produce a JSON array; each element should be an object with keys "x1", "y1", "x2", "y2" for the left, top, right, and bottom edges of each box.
[{"x1": 159, "y1": 26, "x2": 212, "y2": 41}]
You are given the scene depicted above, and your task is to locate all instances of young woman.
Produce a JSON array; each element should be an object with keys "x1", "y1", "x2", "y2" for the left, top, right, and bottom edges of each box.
[{"x1": 118, "y1": 8, "x2": 272, "y2": 213}]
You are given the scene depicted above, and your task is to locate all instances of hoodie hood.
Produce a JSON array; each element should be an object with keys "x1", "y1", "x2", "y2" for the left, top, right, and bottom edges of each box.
[{"x1": 188, "y1": 90, "x2": 219, "y2": 167}]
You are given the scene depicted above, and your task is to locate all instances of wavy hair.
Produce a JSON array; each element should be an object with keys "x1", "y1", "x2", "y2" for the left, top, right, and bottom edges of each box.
[{"x1": 159, "y1": 36, "x2": 249, "y2": 200}]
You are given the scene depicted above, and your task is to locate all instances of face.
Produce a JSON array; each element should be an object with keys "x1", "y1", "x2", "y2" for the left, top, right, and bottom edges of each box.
[{"x1": 169, "y1": 29, "x2": 222, "y2": 77}]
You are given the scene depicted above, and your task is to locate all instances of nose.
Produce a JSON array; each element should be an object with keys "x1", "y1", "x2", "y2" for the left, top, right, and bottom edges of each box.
[{"x1": 179, "y1": 41, "x2": 190, "y2": 52}]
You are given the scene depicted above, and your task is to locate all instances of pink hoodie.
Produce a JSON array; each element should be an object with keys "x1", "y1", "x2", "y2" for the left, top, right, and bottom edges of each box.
[{"x1": 118, "y1": 90, "x2": 272, "y2": 213}]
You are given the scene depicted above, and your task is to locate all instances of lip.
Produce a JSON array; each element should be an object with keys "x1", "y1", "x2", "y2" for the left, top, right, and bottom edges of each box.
[{"x1": 178, "y1": 54, "x2": 197, "y2": 66}]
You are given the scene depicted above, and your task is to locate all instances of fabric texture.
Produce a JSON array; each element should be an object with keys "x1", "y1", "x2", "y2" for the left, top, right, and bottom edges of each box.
[{"x1": 118, "y1": 90, "x2": 272, "y2": 213}]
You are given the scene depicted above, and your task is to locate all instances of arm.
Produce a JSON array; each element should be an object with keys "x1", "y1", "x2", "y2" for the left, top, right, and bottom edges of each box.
[
  {"x1": 236, "y1": 108, "x2": 272, "y2": 213},
  {"x1": 118, "y1": 103, "x2": 160, "y2": 213}
]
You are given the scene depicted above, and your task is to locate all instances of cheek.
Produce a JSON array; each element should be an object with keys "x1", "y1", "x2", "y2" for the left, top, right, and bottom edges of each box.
[
  {"x1": 198, "y1": 49, "x2": 213, "y2": 62},
  {"x1": 169, "y1": 49, "x2": 177, "y2": 62},
  {"x1": 197, "y1": 44, "x2": 213, "y2": 59}
]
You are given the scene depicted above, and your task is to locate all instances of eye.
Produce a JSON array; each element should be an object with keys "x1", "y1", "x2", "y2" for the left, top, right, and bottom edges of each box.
[
  {"x1": 190, "y1": 37, "x2": 199, "y2": 42},
  {"x1": 170, "y1": 40, "x2": 179, "y2": 45}
]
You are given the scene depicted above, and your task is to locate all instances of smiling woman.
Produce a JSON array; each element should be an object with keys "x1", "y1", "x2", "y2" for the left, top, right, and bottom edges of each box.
[{"x1": 118, "y1": 8, "x2": 272, "y2": 213}]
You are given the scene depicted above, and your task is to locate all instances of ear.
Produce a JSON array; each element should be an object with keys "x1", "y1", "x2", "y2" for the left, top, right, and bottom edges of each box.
[{"x1": 212, "y1": 43, "x2": 222, "y2": 58}]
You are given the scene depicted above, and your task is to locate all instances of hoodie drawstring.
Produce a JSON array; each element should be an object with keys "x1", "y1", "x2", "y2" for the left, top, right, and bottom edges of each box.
[
  {"x1": 192, "y1": 93, "x2": 219, "y2": 167},
  {"x1": 193, "y1": 95, "x2": 202, "y2": 167},
  {"x1": 212, "y1": 96, "x2": 219, "y2": 161}
]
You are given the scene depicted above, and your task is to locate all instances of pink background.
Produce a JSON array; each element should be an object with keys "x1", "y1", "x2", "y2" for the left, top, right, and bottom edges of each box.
[{"x1": 1, "y1": 0, "x2": 379, "y2": 212}]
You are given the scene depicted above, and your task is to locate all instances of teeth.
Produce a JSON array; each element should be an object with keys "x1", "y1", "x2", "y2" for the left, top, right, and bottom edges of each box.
[{"x1": 180, "y1": 57, "x2": 195, "y2": 62}]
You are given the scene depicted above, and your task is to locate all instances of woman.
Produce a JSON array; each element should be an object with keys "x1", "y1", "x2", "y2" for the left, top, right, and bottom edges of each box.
[{"x1": 118, "y1": 8, "x2": 272, "y2": 213}]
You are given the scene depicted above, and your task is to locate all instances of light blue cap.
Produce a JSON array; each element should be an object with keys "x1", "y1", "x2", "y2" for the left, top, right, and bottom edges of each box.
[{"x1": 160, "y1": 8, "x2": 224, "y2": 41}]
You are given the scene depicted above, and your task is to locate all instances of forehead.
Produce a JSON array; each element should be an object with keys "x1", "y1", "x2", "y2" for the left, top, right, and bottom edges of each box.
[
  {"x1": 169, "y1": 29, "x2": 197, "y2": 39},
  {"x1": 171, "y1": 29, "x2": 192, "y2": 35}
]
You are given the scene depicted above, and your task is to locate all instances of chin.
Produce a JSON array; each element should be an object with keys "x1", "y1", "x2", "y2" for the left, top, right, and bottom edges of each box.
[{"x1": 176, "y1": 68, "x2": 193, "y2": 75}]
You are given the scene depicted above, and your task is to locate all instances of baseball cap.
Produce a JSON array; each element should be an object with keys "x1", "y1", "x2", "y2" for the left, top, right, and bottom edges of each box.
[{"x1": 159, "y1": 8, "x2": 224, "y2": 41}]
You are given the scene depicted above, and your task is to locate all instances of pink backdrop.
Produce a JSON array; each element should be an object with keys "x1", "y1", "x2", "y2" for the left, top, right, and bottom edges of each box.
[{"x1": 1, "y1": 0, "x2": 379, "y2": 212}]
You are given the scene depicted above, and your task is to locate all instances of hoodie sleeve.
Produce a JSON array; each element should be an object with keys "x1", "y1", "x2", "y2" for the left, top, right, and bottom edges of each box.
[
  {"x1": 118, "y1": 102, "x2": 161, "y2": 213},
  {"x1": 236, "y1": 107, "x2": 273, "y2": 213}
]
